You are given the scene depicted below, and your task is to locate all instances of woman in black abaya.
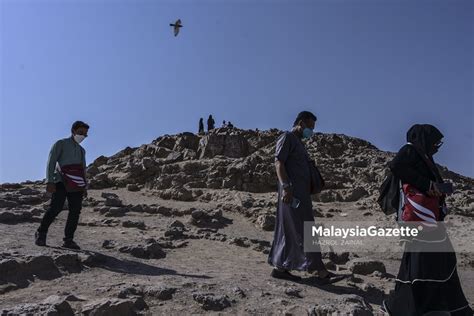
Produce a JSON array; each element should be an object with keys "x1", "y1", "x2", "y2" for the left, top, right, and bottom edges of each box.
[{"x1": 384, "y1": 124, "x2": 472, "y2": 315}]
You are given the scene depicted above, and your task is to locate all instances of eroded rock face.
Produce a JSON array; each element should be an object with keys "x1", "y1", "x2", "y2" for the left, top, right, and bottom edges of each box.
[
  {"x1": 82, "y1": 128, "x2": 473, "y2": 215},
  {"x1": 198, "y1": 132, "x2": 250, "y2": 159}
]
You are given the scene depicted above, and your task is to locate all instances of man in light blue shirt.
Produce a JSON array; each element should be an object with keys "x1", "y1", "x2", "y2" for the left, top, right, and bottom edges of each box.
[{"x1": 35, "y1": 121, "x2": 89, "y2": 250}]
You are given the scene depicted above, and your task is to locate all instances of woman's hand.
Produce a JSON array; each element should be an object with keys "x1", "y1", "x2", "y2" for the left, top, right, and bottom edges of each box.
[{"x1": 427, "y1": 181, "x2": 443, "y2": 198}]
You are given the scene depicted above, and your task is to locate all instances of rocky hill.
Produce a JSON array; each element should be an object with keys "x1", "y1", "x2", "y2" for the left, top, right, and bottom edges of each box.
[
  {"x1": 87, "y1": 127, "x2": 473, "y2": 215},
  {"x1": 1, "y1": 128, "x2": 472, "y2": 315}
]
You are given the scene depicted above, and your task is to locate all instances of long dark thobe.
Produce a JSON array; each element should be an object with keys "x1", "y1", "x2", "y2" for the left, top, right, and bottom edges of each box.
[{"x1": 267, "y1": 131, "x2": 324, "y2": 272}]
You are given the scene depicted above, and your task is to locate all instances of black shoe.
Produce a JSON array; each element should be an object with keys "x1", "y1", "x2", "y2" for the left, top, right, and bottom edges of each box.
[
  {"x1": 271, "y1": 268, "x2": 302, "y2": 282},
  {"x1": 35, "y1": 231, "x2": 47, "y2": 247},
  {"x1": 62, "y1": 240, "x2": 81, "y2": 250}
]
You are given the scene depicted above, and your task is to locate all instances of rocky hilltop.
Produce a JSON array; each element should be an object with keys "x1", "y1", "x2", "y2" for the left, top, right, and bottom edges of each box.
[
  {"x1": 87, "y1": 127, "x2": 473, "y2": 214},
  {"x1": 1, "y1": 128, "x2": 472, "y2": 315}
]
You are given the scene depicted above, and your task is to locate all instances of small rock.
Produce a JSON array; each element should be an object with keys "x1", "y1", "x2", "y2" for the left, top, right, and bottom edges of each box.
[
  {"x1": 102, "y1": 192, "x2": 123, "y2": 207},
  {"x1": 169, "y1": 220, "x2": 185, "y2": 228},
  {"x1": 102, "y1": 240, "x2": 117, "y2": 249},
  {"x1": 348, "y1": 259, "x2": 386, "y2": 275},
  {"x1": 191, "y1": 209, "x2": 204, "y2": 219},
  {"x1": 284, "y1": 287, "x2": 303, "y2": 298},
  {"x1": 256, "y1": 214, "x2": 275, "y2": 231},
  {"x1": 192, "y1": 292, "x2": 231, "y2": 311},
  {"x1": 328, "y1": 251, "x2": 350, "y2": 265},
  {"x1": 145, "y1": 285, "x2": 176, "y2": 300},
  {"x1": 232, "y1": 287, "x2": 246, "y2": 298},
  {"x1": 126, "y1": 184, "x2": 140, "y2": 192},
  {"x1": 122, "y1": 220, "x2": 146, "y2": 230}
]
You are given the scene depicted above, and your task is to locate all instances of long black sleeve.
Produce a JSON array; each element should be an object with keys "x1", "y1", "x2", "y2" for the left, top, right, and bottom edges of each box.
[{"x1": 389, "y1": 145, "x2": 432, "y2": 193}]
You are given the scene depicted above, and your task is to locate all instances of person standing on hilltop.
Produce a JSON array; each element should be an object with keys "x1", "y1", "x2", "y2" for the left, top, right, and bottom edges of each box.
[
  {"x1": 35, "y1": 121, "x2": 89, "y2": 250},
  {"x1": 198, "y1": 118, "x2": 204, "y2": 134},
  {"x1": 268, "y1": 111, "x2": 345, "y2": 284},
  {"x1": 207, "y1": 115, "x2": 215, "y2": 131},
  {"x1": 383, "y1": 124, "x2": 472, "y2": 315}
]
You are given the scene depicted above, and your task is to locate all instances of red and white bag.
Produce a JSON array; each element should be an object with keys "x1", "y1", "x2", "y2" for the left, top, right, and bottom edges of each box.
[
  {"x1": 401, "y1": 184, "x2": 441, "y2": 224},
  {"x1": 58, "y1": 164, "x2": 87, "y2": 192}
]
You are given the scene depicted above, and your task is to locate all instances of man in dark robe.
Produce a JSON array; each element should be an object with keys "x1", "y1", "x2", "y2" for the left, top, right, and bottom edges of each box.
[{"x1": 268, "y1": 111, "x2": 345, "y2": 284}]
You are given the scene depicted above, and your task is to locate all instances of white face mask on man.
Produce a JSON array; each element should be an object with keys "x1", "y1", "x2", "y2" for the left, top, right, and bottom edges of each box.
[{"x1": 73, "y1": 134, "x2": 86, "y2": 144}]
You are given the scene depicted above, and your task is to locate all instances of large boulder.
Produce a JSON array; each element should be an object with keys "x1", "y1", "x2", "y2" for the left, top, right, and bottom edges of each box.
[{"x1": 82, "y1": 297, "x2": 146, "y2": 316}]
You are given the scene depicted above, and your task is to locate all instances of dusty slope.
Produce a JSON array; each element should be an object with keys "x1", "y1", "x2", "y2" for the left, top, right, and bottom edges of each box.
[{"x1": 1, "y1": 128, "x2": 473, "y2": 315}]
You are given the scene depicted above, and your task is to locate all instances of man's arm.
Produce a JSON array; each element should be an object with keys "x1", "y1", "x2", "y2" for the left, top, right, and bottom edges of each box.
[
  {"x1": 275, "y1": 160, "x2": 293, "y2": 204},
  {"x1": 46, "y1": 141, "x2": 61, "y2": 183},
  {"x1": 46, "y1": 141, "x2": 61, "y2": 192},
  {"x1": 274, "y1": 132, "x2": 293, "y2": 204}
]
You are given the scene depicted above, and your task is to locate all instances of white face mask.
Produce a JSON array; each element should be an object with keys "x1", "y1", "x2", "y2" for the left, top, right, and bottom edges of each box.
[{"x1": 73, "y1": 134, "x2": 86, "y2": 144}]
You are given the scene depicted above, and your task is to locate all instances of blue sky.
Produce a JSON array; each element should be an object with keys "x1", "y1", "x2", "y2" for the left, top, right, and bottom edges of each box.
[{"x1": 1, "y1": 0, "x2": 472, "y2": 183}]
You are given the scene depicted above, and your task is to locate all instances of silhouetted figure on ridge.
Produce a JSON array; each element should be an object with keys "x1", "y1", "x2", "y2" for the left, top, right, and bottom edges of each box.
[
  {"x1": 198, "y1": 118, "x2": 204, "y2": 134},
  {"x1": 207, "y1": 115, "x2": 215, "y2": 131}
]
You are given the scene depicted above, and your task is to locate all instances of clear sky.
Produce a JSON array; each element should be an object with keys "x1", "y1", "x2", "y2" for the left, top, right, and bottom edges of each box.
[{"x1": 1, "y1": 0, "x2": 472, "y2": 183}]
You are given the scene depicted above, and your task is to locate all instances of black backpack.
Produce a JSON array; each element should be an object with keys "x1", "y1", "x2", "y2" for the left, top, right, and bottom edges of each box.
[{"x1": 377, "y1": 169, "x2": 400, "y2": 216}]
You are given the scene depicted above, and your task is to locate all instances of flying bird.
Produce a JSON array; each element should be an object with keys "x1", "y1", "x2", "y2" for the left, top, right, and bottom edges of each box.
[{"x1": 170, "y1": 19, "x2": 183, "y2": 37}]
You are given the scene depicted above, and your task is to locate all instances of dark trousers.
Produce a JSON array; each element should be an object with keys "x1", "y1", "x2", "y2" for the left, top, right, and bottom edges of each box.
[{"x1": 38, "y1": 182, "x2": 83, "y2": 241}]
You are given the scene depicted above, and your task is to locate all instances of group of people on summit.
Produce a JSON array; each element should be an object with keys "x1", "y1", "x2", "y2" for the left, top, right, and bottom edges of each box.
[
  {"x1": 34, "y1": 111, "x2": 472, "y2": 315},
  {"x1": 198, "y1": 115, "x2": 235, "y2": 134}
]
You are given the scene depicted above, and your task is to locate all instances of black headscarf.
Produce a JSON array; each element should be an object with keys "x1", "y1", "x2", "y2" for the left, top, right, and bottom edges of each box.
[
  {"x1": 406, "y1": 124, "x2": 444, "y2": 181},
  {"x1": 406, "y1": 124, "x2": 443, "y2": 157}
]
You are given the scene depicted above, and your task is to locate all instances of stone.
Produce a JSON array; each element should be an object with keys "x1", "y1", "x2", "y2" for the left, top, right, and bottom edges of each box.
[
  {"x1": 122, "y1": 220, "x2": 146, "y2": 230},
  {"x1": 191, "y1": 209, "x2": 204, "y2": 219},
  {"x1": 119, "y1": 242, "x2": 166, "y2": 259},
  {"x1": 18, "y1": 187, "x2": 41, "y2": 195},
  {"x1": 53, "y1": 254, "x2": 83, "y2": 273},
  {"x1": 348, "y1": 259, "x2": 386, "y2": 275},
  {"x1": 328, "y1": 251, "x2": 350, "y2": 265},
  {"x1": 343, "y1": 187, "x2": 369, "y2": 202},
  {"x1": 255, "y1": 214, "x2": 275, "y2": 231},
  {"x1": 101, "y1": 192, "x2": 123, "y2": 207},
  {"x1": 284, "y1": 287, "x2": 303, "y2": 298},
  {"x1": 0, "y1": 211, "x2": 33, "y2": 224},
  {"x1": 0, "y1": 198, "x2": 19, "y2": 209},
  {"x1": 169, "y1": 220, "x2": 185, "y2": 228},
  {"x1": 126, "y1": 184, "x2": 140, "y2": 192},
  {"x1": 105, "y1": 207, "x2": 127, "y2": 217},
  {"x1": 82, "y1": 297, "x2": 146, "y2": 316},
  {"x1": 308, "y1": 294, "x2": 373, "y2": 316},
  {"x1": 0, "y1": 295, "x2": 74, "y2": 316},
  {"x1": 192, "y1": 292, "x2": 231, "y2": 311},
  {"x1": 144, "y1": 285, "x2": 176, "y2": 300}
]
